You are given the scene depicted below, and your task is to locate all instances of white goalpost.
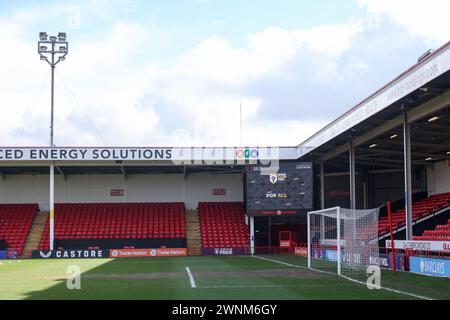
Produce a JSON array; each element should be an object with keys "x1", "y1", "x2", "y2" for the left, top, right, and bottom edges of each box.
[{"x1": 307, "y1": 207, "x2": 380, "y2": 282}]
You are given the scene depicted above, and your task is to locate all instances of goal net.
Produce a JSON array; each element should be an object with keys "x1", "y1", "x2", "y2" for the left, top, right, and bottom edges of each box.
[{"x1": 307, "y1": 207, "x2": 380, "y2": 282}]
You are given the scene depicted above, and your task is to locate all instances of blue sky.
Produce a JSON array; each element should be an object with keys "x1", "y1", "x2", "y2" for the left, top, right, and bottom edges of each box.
[
  {"x1": 0, "y1": 0, "x2": 365, "y2": 57},
  {"x1": 0, "y1": 0, "x2": 449, "y2": 146}
]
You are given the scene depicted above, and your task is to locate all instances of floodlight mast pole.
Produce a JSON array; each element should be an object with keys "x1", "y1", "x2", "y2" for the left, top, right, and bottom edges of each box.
[
  {"x1": 38, "y1": 32, "x2": 68, "y2": 251},
  {"x1": 49, "y1": 42, "x2": 55, "y2": 252},
  {"x1": 50, "y1": 41, "x2": 55, "y2": 147}
]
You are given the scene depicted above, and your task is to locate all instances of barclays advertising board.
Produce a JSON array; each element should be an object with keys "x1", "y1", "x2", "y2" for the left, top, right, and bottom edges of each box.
[{"x1": 410, "y1": 256, "x2": 450, "y2": 278}]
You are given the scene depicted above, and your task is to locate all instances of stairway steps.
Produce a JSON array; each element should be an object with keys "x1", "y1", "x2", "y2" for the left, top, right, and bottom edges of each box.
[
  {"x1": 22, "y1": 211, "x2": 48, "y2": 258},
  {"x1": 185, "y1": 210, "x2": 202, "y2": 256}
]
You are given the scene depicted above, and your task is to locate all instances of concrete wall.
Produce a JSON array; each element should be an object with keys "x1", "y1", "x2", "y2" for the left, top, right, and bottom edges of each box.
[
  {"x1": 185, "y1": 173, "x2": 243, "y2": 210},
  {"x1": 0, "y1": 173, "x2": 243, "y2": 210},
  {"x1": 427, "y1": 160, "x2": 450, "y2": 195}
]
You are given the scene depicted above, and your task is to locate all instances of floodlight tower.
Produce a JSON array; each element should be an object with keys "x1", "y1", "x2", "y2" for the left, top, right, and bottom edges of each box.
[{"x1": 38, "y1": 32, "x2": 68, "y2": 251}]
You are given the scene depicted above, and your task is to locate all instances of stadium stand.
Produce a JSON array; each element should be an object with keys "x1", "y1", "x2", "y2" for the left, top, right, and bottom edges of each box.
[
  {"x1": 378, "y1": 192, "x2": 450, "y2": 236},
  {"x1": 0, "y1": 204, "x2": 37, "y2": 256},
  {"x1": 199, "y1": 202, "x2": 250, "y2": 248},
  {"x1": 38, "y1": 202, "x2": 186, "y2": 250},
  {"x1": 413, "y1": 218, "x2": 450, "y2": 241}
]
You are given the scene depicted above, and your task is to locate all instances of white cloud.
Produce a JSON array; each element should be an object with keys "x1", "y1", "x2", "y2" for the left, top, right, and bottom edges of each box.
[
  {"x1": 141, "y1": 21, "x2": 364, "y2": 146},
  {"x1": 0, "y1": 7, "x2": 161, "y2": 146},
  {"x1": 159, "y1": 22, "x2": 363, "y2": 87},
  {"x1": 358, "y1": 0, "x2": 450, "y2": 46},
  {"x1": 0, "y1": 1, "x2": 447, "y2": 148}
]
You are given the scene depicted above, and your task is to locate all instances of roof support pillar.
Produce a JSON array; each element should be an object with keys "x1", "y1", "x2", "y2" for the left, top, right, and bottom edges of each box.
[
  {"x1": 319, "y1": 161, "x2": 327, "y2": 235},
  {"x1": 320, "y1": 161, "x2": 325, "y2": 210},
  {"x1": 56, "y1": 166, "x2": 66, "y2": 181},
  {"x1": 120, "y1": 166, "x2": 127, "y2": 181},
  {"x1": 349, "y1": 140, "x2": 356, "y2": 210},
  {"x1": 363, "y1": 175, "x2": 368, "y2": 210},
  {"x1": 403, "y1": 110, "x2": 413, "y2": 240},
  {"x1": 182, "y1": 166, "x2": 187, "y2": 180},
  {"x1": 249, "y1": 215, "x2": 255, "y2": 255}
]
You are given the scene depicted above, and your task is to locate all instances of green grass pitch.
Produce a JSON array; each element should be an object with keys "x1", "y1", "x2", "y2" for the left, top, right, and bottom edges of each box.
[{"x1": 0, "y1": 254, "x2": 449, "y2": 300}]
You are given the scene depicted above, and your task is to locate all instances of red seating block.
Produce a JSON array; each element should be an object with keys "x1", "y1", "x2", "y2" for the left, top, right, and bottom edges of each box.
[
  {"x1": 0, "y1": 204, "x2": 38, "y2": 256},
  {"x1": 379, "y1": 192, "x2": 450, "y2": 239},
  {"x1": 199, "y1": 202, "x2": 249, "y2": 248},
  {"x1": 38, "y1": 202, "x2": 186, "y2": 250}
]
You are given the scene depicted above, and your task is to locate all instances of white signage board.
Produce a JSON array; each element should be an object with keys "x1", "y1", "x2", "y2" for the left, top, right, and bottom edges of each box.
[
  {"x1": 0, "y1": 146, "x2": 296, "y2": 163},
  {"x1": 386, "y1": 240, "x2": 450, "y2": 252}
]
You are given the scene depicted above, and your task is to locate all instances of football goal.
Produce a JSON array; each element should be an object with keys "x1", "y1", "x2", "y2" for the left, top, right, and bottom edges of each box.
[{"x1": 307, "y1": 207, "x2": 380, "y2": 282}]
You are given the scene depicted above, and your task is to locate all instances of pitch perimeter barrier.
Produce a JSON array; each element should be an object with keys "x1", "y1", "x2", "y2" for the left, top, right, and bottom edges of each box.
[
  {"x1": 31, "y1": 248, "x2": 188, "y2": 259},
  {"x1": 110, "y1": 248, "x2": 187, "y2": 258},
  {"x1": 370, "y1": 253, "x2": 405, "y2": 271},
  {"x1": 410, "y1": 256, "x2": 450, "y2": 277},
  {"x1": 381, "y1": 246, "x2": 450, "y2": 272},
  {"x1": 201, "y1": 246, "x2": 305, "y2": 256},
  {"x1": 201, "y1": 247, "x2": 246, "y2": 256},
  {"x1": 0, "y1": 250, "x2": 17, "y2": 260},
  {"x1": 32, "y1": 249, "x2": 109, "y2": 259},
  {"x1": 0, "y1": 240, "x2": 6, "y2": 251}
]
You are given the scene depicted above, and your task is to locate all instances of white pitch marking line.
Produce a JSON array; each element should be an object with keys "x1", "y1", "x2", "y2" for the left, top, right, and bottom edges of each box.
[
  {"x1": 253, "y1": 255, "x2": 432, "y2": 300},
  {"x1": 198, "y1": 284, "x2": 354, "y2": 289},
  {"x1": 186, "y1": 266, "x2": 197, "y2": 288},
  {"x1": 339, "y1": 274, "x2": 432, "y2": 301},
  {"x1": 253, "y1": 255, "x2": 307, "y2": 269}
]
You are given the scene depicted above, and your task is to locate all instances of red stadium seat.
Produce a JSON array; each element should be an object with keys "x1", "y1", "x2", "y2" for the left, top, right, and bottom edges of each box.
[
  {"x1": 379, "y1": 192, "x2": 450, "y2": 239},
  {"x1": 38, "y1": 202, "x2": 186, "y2": 250},
  {"x1": 199, "y1": 202, "x2": 249, "y2": 248},
  {"x1": 0, "y1": 204, "x2": 38, "y2": 256}
]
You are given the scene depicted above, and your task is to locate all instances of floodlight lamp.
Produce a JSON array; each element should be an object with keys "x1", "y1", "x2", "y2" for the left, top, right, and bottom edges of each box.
[
  {"x1": 58, "y1": 32, "x2": 67, "y2": 41},
  {"x1": 39, "y1": 32, "x2": 48, "y2": 41},
  {"x1": 428, "y1": 116, "x2": 440, "y2": 123},
  {"x1": 59, "y1": 46, "x2": 66, "y2": 53},
  {"x1": 49, "y1": 36, "x2": 57, "y2": 42},
  {"x1": 39, "y1": 46, "x2": 48, "y2": 52},
  {"x1": 40, "y1": 56, "x2": 47, "y2": 61},
  {"x1": 59, "y1": 56, "x2": 66, "y2": 61}
]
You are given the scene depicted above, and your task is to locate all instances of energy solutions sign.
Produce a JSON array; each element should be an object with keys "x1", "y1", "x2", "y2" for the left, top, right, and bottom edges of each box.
[
  {"x1": 0, "y1": 146, "x2": 293, "y2": 162},
  {"x1": 0, "y1": 148, "x2": 173, "y2": 161}
]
